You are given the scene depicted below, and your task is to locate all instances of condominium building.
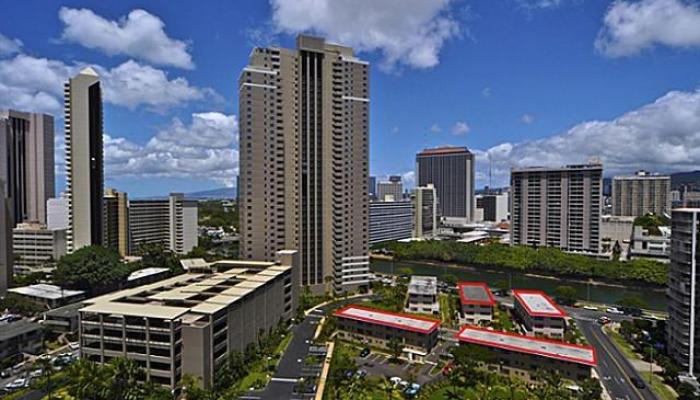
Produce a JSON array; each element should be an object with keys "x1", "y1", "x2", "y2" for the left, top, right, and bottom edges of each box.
[
  {"x1": 64, "y1": 67, "x2": 104, "y2": 253},
  {"x1": 377, "y1": 179, "x2": 402, "y2": 202},
  {"x1": 413, "y1": 184, "x2": 438, "y2": 238},
  {"x1": 455, "y1": 326, "x2": 596, "y2": 383},
  {"x1": 457, "y1": 282, "x2": 495, "y2": 325},
  {"x1": 369, "y1": 200, "x2": 414, "y2": 245},
  {"x1": 79, "y1": 250, "x2": 299, "y2": 391},
  {"x1": 12, "y1": 222, "x2": 66, "y2": 275},
  {"x1": 476, "y1": 192, "x2": 509, "y2": 223},
  {"x1": 129, "y1": 193, "x2": 198, "y2": 255},
  {"x1": 416, "y1": 147, "x2": 475, "y2": 222},
  {"x1": 512, "y1": 289, "x2": 567, "y2": 339},
  {"x1": 667, "y1": 208, "x2": 700, "y2": 376},
  {"x1": 239, "y1": 35, "x2": 370, "y2": 293},
  {"x1": 406, "y1": 276, "x2": 439, "y2": 314},
  {"x1": 103, "y1": 188, "x2": 129, "y2": 256},
  {"x1": 334, "y1": 305, "x2": 440, "y2": 363},
  {"x1": 510, "y1": 164, "x2": 602, "y2": 253},
  {"x1": 0, "y1": 183, "x2": 12, "y2": 295},
  {"x1": 612, "y1": 171, "x2": 671, "y2": 217},
  {"x1": 0, "y1": 110, "x2": 55, "y2": 224}
]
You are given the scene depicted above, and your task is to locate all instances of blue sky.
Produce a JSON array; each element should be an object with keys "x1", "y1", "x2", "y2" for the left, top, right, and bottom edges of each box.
[{"x1": 1, "y1": 0, "x2": 700, "y2": 197}]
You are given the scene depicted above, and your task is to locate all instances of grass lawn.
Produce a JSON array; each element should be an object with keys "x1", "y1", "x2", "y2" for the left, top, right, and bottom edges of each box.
[
  {"x1": 494, "y1": 308, "x2": 515, "y2": 332},
  {"x1": 604, "y1": 326, "x2": 640, "y2": 360},
  {"x1": 439, "y1": 294, "x2": 456, "y2": 327},
  {"x1": 275, "y1": 332, "x2": 293, "y2": 357},
  {"x1": 640, "y1": 371, "x2": 677, "y2": 400},
  {"x1": 238, "y1": 370, "x2": 269, "y2": 391}
]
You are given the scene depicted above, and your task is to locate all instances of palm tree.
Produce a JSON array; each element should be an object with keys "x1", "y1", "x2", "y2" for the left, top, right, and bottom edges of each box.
[
  {"x1": 107, "y1": 358, "x2": 143, "y2": 399},
  {"x1": 36, "y1": 356, "x2": 54, "y2": 400},
  {"x1": 66, "y1": 358, "x2": 106, "y2": 399}
]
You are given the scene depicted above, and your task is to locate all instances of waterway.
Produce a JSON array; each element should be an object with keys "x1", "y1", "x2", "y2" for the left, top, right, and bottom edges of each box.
[{"x1": 370, "y1": 259, "x2": 668, "y2": 311}]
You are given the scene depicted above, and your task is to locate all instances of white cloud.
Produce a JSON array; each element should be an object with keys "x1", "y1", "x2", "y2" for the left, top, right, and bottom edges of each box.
[
  {"x1": 59, "y1": 7, "x2": 194, "y2": 69},
  {"x1": 451, "y1": 121, "x2": 470, "y2": 135},
  {"x1": 430, "y1": 123, "x2": 442, "y2": 133},
  {"x1": 105, "y1": 113, "x2": 238, "y2": 186},
  {"x1": 481, "y1": 87, "x2": 492, "y2": 98},
  {"x1": 596, "y1": 0, "x2": 700, "y2": 57},
  {"x1": 517, "y1": 0, "x2": 568, "y2": 9},
  {"x1": 476, "y1": 88, "x2": 700, "y2": 186},
  {"x1": 0, "y1": 54, "x2": 215, "y2": 113},
  {"x1": 521, "y1": 113, "x2": 535, "y2": 124},
  {"x1": 0, "y1": 34, "x2": 22, "y2": 55},
  {"x1": 270, "y1": 0, "x2": 461, "y2": 70},
  {"x1": 391, "y1": 126, "x2": 400, "y2": 134},
  {"x1": 402, "y1": 171, "x2": 416, "y2": 189}
]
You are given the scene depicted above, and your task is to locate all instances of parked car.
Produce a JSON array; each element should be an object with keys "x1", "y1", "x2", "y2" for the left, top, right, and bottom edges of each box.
[
  {"x1": 359, "y1": 348, "x2": 370, "y2": 358},
  {"x1": 355, "y1": 369, "x2": 367, "y2": 378},
  {"x1": 68, "y1": 342, "x2": 80, "y2": 350},
  {"x1": 606, "y1": 307, "x2": 624, "y2": 315},
  {"x1": 5, "y1": 378, "x2": 28, "y2": 391},
  {"x1": 583, "y1": 305, "x2": 598, "y2": 311},
  {"x1": 404, "y1": 383, "x2": 421, "y2": 398},
  {"x1": 390, "y1": 376, "x2": 402, "y2": 387}
]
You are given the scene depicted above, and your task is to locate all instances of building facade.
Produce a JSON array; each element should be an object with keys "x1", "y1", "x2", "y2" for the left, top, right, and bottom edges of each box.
[
  {"x1": 12, "y1": 222, "x2": 66, "y2": 275},
  {"x1": 377, "y1": 180, "x2": 402, "y2": 202},
  {"x1": 239, "y1": 35, "x2": 370, "y2": 293},
  {"x1": 416, "y1": 147, "x2": 475, "y2": 222},
  {"x1": 0, "y1": 320, "x2": 43, "y2": 360},
  {"x1": 0, "y1": 183, "x2": 12, "y2": 294},
  {"x1": 129, "y1": 193, "x2": 198, "y2": 255},
  {"x1": 512, "y1": 289, "x2": 567, "y2": 339},
  {"x1": 476, "y1": 192, "x2": 509, "y2": 222},
  {"x1": 406, "y1": 276, "x2": 439, "y2": 314},
  {"x1": 64, "y1": 67, "x2": 104, "y2": 253},
  {"x1": 668, "y1": 208, "x2": 700, "y2": 377},
  {"x1": 103, "y1": 188, "x2": 129, "y2": 257},
  {"x1": 457, "y1": 282, "x2": 495, "y2": 325},
  {"x1": 612, "y1": 171, "x2": 671, "y2": 217},
  {"x1": 47, "y1": 195, "x2": 69, "y2": 231},
  {"x1": 368, "y1": 176, "x2": 376, "y2": 199},
  {"x1": 510, "y1": 164, "x2": 602, "y2": 253},
  {"x1": 369, "y1": 200, "x2": 414, "y2": 245},
  {"x1": 413, "y1": 184, "x2": 438, "y2": 238},
  {"x1": 629, "y1": 224, "x2": 671, "y2": 262},
  {"x1": 79, "y1": 250, "x2": 299, "y2": 391},
  {"x1": 0, "y1": 110, "x2": 55, "y2": 225}
]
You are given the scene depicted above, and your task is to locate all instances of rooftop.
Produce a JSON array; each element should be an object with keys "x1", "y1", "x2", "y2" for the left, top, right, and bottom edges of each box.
[
  {"x1": 0, "y1": 319, "x2": 42, "y2": 342},
  {"x1": 457, "y1": 282, "x2": 496, "y2": 306},
  {"x1": 8, "y1": 284, "x2": 85, "y2": 300},
  {"x1": 512, "y1": 163, "x2": 602, "y2": 173},
  {"x1": 44, "y1": 301, "x2": 85, "y2": 318},
  {"x1": 512, "y1": 289, "x2": 567, "y2": 318},
  {"x1": 334, "y1": 305, "x2": 440, "y2": 334},
  {"x1": 455, "y1": 326, "x2": 596, "y2": 367},
  {"x1": 417, "y1": 146, "x2": 471, "y2": 156},
  {"x1": 408, "y1": 276, "x2": 438, "y2": 296},
  {"x1": 127, "y1": 267, "x2": 169, "y2": 282}
]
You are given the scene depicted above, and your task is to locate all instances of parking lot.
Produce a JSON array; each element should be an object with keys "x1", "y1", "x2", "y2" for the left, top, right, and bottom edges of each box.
[{"x1": 353, "y1": 350, "x2": 443, "y2": 386}]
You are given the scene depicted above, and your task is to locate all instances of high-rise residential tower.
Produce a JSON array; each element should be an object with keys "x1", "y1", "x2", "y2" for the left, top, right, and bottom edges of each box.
[
  {"x1": 668, "y1": 208, "x2": 700, "y2": 377},
  {"x1": 64, "y1": 67, "x2": 104, "y2": 253},
  {"x1": 239, "y1": 35, "x2": 370, "y2": 293},
  {"x1": 612, "y1": 171, "x2": 671, "y2": 217},
  {"x1": 416, "y1": 147, "x2": 475, "y2": 222},
  {"x1": 128, "y1": 193, "x2": 198, "y2": 255},
  {"x1": 0, "y1": 182, "x2": 13, "y2": 295},
  {"x1": 0, "y1": 110, "x2": 55, "y2": 224},
  {"x1": 103, "y1": 188, "x2": 129, "y2": 257},
  {"x1": 510, "y1": 164, "x2": 602, "y2": 253}
]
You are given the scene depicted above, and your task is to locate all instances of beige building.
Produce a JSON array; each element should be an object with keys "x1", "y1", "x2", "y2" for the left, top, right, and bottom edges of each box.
[
  {"x1": 455, "y1": 326, "x2": 596, "y2": 383},
  {"x1": 128, "y1": 193, "x2": 198, "y2": 255},
  {"x1": 512, "y1": 289, "x2": 567, "y2": 339},
  {"x1": 612, "y1": 171, "x2": 671, "y2": 217},
  {"x1": 64, "y1": 67, "x2": 104, "y2": 253},
  {"x1": 0, "y1": 110, "x2": 55, "y2": 224},
  {"x1": 12, "y1": 222, "x2": 66, "y2": 275},
  {"x1": 457, "y1": 282, "x2": 495, "y2": 325},
  {"x1": 510, "y1": 164, "x2": 602, "y2": 253},
  {"x1": 79, "y1": 250, "x2": 299, "y2": 391},
  {"x1": 377, "y1": 180, "x2": 402, "y2": 202},
  {"x1": 103, "y1": 188, "x2": 129, "y2": 257},
  {"x1": 239, "y1": 35, "x2": 370, "y2": 293}
]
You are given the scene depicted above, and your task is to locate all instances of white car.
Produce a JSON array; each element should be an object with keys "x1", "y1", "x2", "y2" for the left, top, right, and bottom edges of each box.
[
  {"x1": 390, "y1": 376, "x2": 402, "y2": 386},
  {"x1": 583, "y1": 306, "x2": 598, "y2": 311},
  {"x1": 606, "y1": 307, "x2": 624, "y2": 314},
  {"x1": 5, "y1": 378, "x2": 28, "y2": 390},
  {"x1": 68, "y1": 342, "x2": 80, "y2": 350}
]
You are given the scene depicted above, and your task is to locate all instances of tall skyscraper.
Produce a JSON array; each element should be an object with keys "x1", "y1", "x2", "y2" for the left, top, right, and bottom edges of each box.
[
  {"x1": 103, "y1": 188, "x2": 129, "y2": 257},
  {"x1": 416, "y1": 147, "x2": 475, "y2": 222},
  {"x1": 239, "y1": 35, "x2": 370, "y2": 293},
  {"x1": 612, "y1": 171, "x2": 671, "y2": 217},
  {"x1": 414, "y1": 184, "x2": 438, "y2": 238},
  {"x1": 668, "y1": 208, "x2": 700, "y2": 377},
  {"x1": 510, "y1": 163, "x2": 602, "y2": 253},
  {"x1": 0, "y1": 110, "x2": 55, "y2": 224},
  {"x1": 0, "y1": 182, "x2": 13, "y2": 295},
  {"x1": 64, "y1": 67, "x2": 104, "y2": 253}
]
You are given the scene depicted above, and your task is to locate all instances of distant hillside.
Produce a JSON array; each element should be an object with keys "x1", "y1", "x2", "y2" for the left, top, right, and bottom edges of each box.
[
  {"x1": 187, "y1": 187, "x2": 236, "y2": 199},
  {"x1": 671, "y1": 171, "x2": 700, "y2": 190}
]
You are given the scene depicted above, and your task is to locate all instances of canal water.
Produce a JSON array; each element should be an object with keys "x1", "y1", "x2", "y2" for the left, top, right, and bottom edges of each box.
[{"x1": 370, "y1": 259, "x2": 668, "y2": 311}]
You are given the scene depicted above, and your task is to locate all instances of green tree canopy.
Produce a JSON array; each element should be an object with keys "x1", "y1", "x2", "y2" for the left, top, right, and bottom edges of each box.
[
  {"x1": 53, "y1": 246, "x2": 129, "y2": 295},
  {"x1": 554, "y1": 285, "x2": 578, "y2": 306}
]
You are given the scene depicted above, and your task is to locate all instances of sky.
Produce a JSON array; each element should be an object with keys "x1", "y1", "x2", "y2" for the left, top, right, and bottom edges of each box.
[{"x1": 1, "y1": 0, "x2": 700, "y2": 197}]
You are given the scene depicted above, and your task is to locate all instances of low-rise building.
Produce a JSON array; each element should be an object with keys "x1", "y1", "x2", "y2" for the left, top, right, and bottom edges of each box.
[
  {"x1": 8, "y1": 284, "x2": 85, "y2": 308},
  {"x1": 12, "y1": 222, "x2": 66, "y2": 275},
  {"x1": 455, "y1": 326, "x2": 596, "y2": 383},
  {"x1": 126, "y1": 267, "x2": 170, "y2": 287},
  {"x1": 457, "y1": 282, "x2": 495, "y2": 325},
  {"x1": 512, "y1": 289, "x2": 567, "y2": 339},
  {"x1": 629, "y1": 225, "x2": 671, "y2": 262},
  {"x1": 334, "y1": 305, "x2": 440, "y2": 363},
  {"x1": 406, "y1": 276, "x2": 439, "y2": 314},
  {"x1": 0, "y1": 320, "x2": 43, "y2": 359},
  {"x1": 79, "y1": 250, "x2": 298, "y2": 391},
  {"x1": 600, "y1": 215, "x2": 634, "y2": 256},
  {"x1": 43, "y1": 301, "x2": 84, "y2": 333}
]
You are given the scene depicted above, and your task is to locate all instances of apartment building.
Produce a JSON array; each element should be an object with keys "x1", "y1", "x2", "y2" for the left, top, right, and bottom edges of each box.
[
  {"x1": 129, "y1": 193, "x2": 198, "y2": 255},
  {"x1": 12, "y1": 222, "x2": 66, "y2": 275},
  {"x1": 334, "y1": 305, "x2": 440, "y2": 362},
  {"x1": 406, "y1": 276, "x2": 439, "y2": 314},
  {"x1": 369, "y1": 200, "x2": 414, "y2": 245},
  {"x1": 0, "y1": 110, "x2": 55, "y2": 224},
  {"x1": 0, "y1": 183, "x2": 12, "y2": 294},
  {"x1": 612, "y1": 171, "x2": 671, "y2": 217},
  {"x1": 416, "y1": 147, "x2": 475, "y2": 222},
  {"x1": 413, "y1": 184, "x2": 438, "y2": 238},
  {"x1": 455, "y1": 326, "x2": 596, "y2": 383},
  {"x1": 510, "y1": 164, "x2": 602, "y2": 253},
  {"x1": 79, "y1": 250, "x2": 299, "y2": 391},
  {"x1": 667, "y1": 208, "x2": 700, "y2": 377},
  {"x1": 457, "y1": 282, "x2": 495, "y2": 325},
  {"x1": 377, "y1": 178, "x2": 403, "y2": 202},
  {"x1": 239, "y1": 35, "x2": 370, "y2": 293},
  {"x1": 64, "y1": 67, "x2": 104, "y2": 253},
  {"x1": 512, "y1": 289, "x2": 567, "y2": 339},
  {"x1": 103, "y1": 188, "x2": 129, "y2": 256}
]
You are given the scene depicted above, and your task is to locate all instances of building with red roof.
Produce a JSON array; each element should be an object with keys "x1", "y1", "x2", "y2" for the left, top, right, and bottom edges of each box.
[
  {"x1": 512, "y1": 289, "x2": 568, "y2": 339},
  {"x1": 456, "y1": 282, "x2": 495, "y2": 325}
]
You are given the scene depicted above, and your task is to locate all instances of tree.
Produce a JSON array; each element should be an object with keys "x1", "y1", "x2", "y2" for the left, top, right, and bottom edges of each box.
[
  {"x1": 388, "y1": 338, "x2": 403, "y2": 362},
  {"x1": 677, "y1": 382, "x2": 700, "y2": 400},
  {"x1": 37, "y1": 356, "x2": 55, "y2": 400},
  {"x1": 579, "y1": 378, "x2": 603, "y2": 400},
  {"x1": 396, "y1": 266, "x2": 413, "y2": 276},
  {"x1": 138, "y1": 242, "x2": 182, "y2": 274},
  {"x1": 443, "y1": 273, "x2": 457, "y2": 286},
  {"x1": 612, "y1": 240, "x2": 622, "y2": 261},
  {"x1": 554, "y1": 285, "x2": 578, "y2": 306},
  {"x1": 182, "y1": 374, "x2": 214, "y2": 400},
  {"x1": 618, "y1": 294, "x2": 648, "y2": 310},
  {"x1": 53, "y1": 246, "x2": 129, "y2": 295}
]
